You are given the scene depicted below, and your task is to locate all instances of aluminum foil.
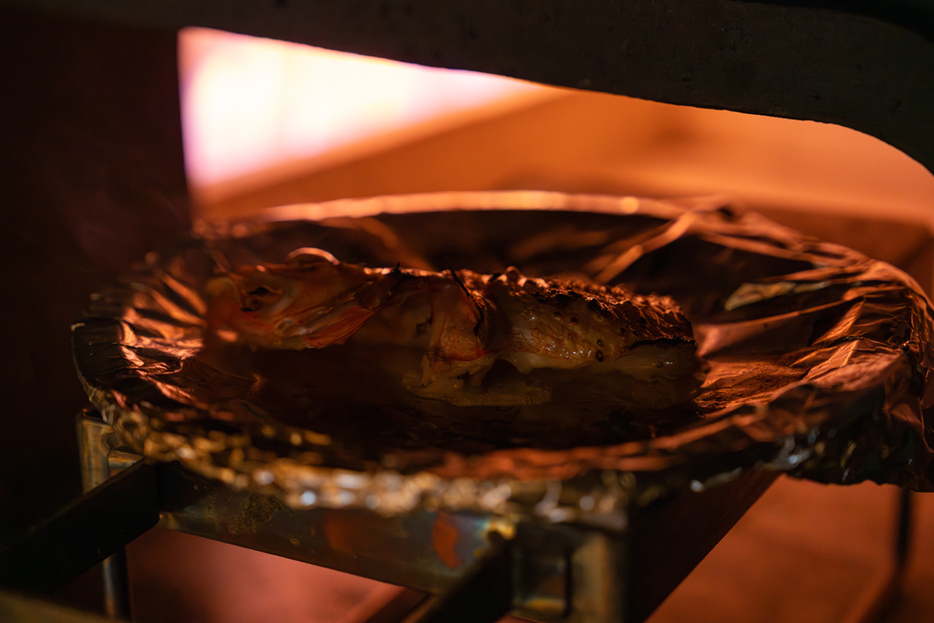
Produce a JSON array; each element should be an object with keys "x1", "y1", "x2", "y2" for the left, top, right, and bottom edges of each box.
[{"x1": 72, "y1": 191, "x2": 934, "y2": 523}]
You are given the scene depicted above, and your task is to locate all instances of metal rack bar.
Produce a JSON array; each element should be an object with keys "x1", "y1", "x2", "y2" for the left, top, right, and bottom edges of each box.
[
  {"x1": 842, "y1": 488, "x2": 914, "y2": 623},
  {"x1": 401, "y1": 540, "x2": 513, "y2": 623},
  {"x1": 0, "y1": 460, "x2": 160, "y2": 595},
  {"x1": 77, "y1": 412, "x2": 134, "y2": 620}
]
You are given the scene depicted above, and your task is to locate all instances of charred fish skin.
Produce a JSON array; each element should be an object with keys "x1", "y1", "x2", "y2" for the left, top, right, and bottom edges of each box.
[
  {"x1": 461, "y1": 269, "x2": 705, "y2": 409},
  {"x1": 207, "y1": 252, "x2": 706, "y2": 409},
  {"x1": 471, "y1": 268, "x2": 696, "y2": 370}
]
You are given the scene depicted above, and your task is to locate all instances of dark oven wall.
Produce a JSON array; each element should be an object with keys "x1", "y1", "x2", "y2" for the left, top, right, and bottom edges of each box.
[{"x1": 0, "y1": 12, "x2": 189, "y2": 537}]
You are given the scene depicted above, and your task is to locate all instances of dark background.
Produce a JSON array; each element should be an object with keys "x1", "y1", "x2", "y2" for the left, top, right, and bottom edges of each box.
[{"x1": 0, "y1": 12, "x2": 189, "y2": 538}]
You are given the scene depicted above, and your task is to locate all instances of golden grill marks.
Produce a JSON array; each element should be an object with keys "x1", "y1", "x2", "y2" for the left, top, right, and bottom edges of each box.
[
  {"x1": 207, "y1": 250, "x2": 705, "y2": 409},
  {"x1": 472, "y1": 268, "x2": 695, "y2": 373}
]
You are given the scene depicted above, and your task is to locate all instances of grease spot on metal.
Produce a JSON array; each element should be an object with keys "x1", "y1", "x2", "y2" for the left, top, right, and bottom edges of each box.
[{"x1": 432, "y1": 512, "x2": 462, "y2": 569}]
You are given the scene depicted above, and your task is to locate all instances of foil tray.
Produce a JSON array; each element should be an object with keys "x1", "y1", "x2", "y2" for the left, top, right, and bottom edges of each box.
[{"x1": 72, "y1": 191, "x2": 934, "y2": 522}]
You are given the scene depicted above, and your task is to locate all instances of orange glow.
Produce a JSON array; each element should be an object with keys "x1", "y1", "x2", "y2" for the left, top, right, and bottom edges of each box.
[
  {"x1": 179, "y1": 28, "x2": 545, "y2": 193},
  {"x1": 161, "y1": 30, "x2": 934, "y2": 623},
  {"x1": 128, "y1": 529, "x2": 406, "y2": 623},
  {"x1": 179, "y1": 29, "x2": 933, "y2": 230}
]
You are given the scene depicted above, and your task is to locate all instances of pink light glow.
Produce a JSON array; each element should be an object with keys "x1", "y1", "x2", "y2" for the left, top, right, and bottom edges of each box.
[{"x1": 179, "y1": 28, "x2": 544, "y2": 192}]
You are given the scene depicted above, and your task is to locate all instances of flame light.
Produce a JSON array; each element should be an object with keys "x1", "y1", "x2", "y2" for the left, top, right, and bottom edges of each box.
[{"x1": 179, "y1": 27, "x2": 544, "y2": 194}]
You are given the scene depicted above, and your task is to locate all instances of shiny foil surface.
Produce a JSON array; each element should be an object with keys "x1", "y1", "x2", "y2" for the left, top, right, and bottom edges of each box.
[{"x1": 72, "y1": 192, "x2": 934, "y2": 522}]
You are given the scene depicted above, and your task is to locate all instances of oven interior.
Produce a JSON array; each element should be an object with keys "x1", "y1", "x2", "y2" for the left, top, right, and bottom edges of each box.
[{"x1": 1, "y1": 3, "x2": 934, "y2": 623}]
